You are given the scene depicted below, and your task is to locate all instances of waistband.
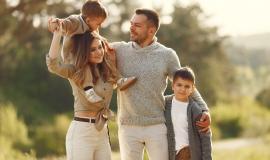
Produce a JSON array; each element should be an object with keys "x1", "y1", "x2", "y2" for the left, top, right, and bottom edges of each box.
[{"x1": 74, "y1": 117, "x2": 96, "y2": 123}]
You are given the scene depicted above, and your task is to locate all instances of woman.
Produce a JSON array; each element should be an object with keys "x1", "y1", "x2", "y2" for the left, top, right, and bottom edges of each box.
[{"x1": 46, "y1": 30, "x2": 115, "y2": 160}]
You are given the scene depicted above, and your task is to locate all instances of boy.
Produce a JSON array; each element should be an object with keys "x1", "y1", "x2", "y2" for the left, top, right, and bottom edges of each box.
[
  {"x1": 164, "y1": 67, "x2": 212, "y2": 160},
  {"x1": 48, "y1": 0, "x2": 136, "y2": 103}
]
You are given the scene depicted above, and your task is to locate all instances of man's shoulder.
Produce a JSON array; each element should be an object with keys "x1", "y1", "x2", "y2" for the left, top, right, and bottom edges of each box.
[
  {"x1": 156, "y1": 42, "x2": 175, "y2": 52},
  {"x1": 155, "y1": 42, "x2": 178, "y2": 58}
]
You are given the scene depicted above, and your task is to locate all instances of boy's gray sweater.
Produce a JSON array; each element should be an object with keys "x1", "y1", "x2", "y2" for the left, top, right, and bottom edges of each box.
[
  {"x1": 164, "y1": 95, "x2": 212, "y2": 160},
  {"x1": 112, "y1": 39, "x2": 208, "y2": 126}
]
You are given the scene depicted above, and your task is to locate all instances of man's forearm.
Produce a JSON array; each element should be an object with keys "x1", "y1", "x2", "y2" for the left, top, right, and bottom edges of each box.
[{"x1": 191, "y1": 89, "x2": 209, "y2": 111}]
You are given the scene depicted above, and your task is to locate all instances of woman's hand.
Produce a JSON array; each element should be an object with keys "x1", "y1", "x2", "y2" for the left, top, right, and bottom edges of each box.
[{"x1": 48, "y1": 29, "x2": 63, "y2": 59}]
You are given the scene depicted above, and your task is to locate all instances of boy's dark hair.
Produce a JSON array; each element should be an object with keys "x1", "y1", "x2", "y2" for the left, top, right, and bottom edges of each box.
[
  {"x1": 135, "y1": 8, "x2": 160, "y2": 30},
  {"x1": 173, "y1": 67, "x2": 196, "y2": 84},
  {"x1": 81, "y1": 0, "x2": 108, "y2": 19}
]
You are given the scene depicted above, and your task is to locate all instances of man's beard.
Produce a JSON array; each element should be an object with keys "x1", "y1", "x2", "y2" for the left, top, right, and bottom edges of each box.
[{"x1": 130, "y1": 36, "x2": 146, "y2": 45}]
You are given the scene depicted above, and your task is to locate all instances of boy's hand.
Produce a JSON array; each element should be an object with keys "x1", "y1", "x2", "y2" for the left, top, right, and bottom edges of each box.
[{"x1": 196, "y1": 112, "x2": 211, "y2": 133}]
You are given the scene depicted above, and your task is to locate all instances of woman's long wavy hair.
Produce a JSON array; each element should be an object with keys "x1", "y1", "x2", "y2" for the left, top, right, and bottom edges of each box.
[{"x1": 70, "y1": 31, "x2": 114, "y2": 87}]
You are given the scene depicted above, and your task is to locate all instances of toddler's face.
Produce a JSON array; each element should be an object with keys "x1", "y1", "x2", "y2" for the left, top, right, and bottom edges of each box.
[{"x1": 86, "y1": 16, "x2": 104, "y2": 31}]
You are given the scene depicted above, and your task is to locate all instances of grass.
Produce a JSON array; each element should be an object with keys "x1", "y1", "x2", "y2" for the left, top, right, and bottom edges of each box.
[
  {"x1": 213, "y1": 142, "x2": 270, "y2": 160},
  {"x1": 112, "y1": 136, "x2": 270, "y2": 160}
]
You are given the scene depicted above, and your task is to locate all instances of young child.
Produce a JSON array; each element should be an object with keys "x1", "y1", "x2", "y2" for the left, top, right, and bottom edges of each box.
[
  {"x1": 48, "y1": 0, "x2": 136, "y2": 103},
  {"x1": 164, "y1": 67, "x2": 212, "y2": 160}
]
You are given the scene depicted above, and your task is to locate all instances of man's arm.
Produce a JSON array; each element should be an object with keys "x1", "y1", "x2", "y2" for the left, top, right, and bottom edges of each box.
[
  {"x1": 191, "y1": 89, "x2": 208, "y2": 111},
  {"x1": 167, "y1": 49, "x2": 181, "y2": 81}
]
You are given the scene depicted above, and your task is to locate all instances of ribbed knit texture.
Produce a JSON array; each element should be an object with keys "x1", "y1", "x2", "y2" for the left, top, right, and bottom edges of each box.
[
  {"x1": 164, "y1": 95, "x2": 212, "y2": 160},
  {"x1": 112, "y1": 39, "x2": 181, "y2": 125}
]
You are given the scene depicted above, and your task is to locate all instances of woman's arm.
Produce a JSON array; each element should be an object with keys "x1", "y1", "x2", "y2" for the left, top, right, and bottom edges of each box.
[
  {"x1": 46, "y1": 32, "x2": 75, "y2": 79},
  {"x1": 48, "y1": 32, "x2": 62, "y2": 59}
]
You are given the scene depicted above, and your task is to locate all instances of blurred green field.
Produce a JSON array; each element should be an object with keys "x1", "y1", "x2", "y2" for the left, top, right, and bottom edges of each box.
[{"x1": 1, "y1": 97, "x2": 270, "y2": 160}]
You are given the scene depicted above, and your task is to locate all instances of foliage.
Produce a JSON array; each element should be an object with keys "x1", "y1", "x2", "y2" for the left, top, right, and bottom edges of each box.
[
  {"x1": 0, "y1": 0, "x2": 82, "y2": 125},
  {"x1": 108, "y1": 121, "x2": 119, "y2": 151},
  {"x1": 156, "y1": 4, "x2": 235, "y2": 105},
  {"x1": 213, "y1": 137, "x2": 270, "y2": 160},
  {"x1": 211, "y1": 97, "x2": 270, "y2": 140},
  {"x1": 32, "y1": 114, "x2": 70, "y2": 157},
  {"x1": 256, "y1": 88, "x2": 270, "y2": 109},
  {"x1": 225, "y1": 42, "x2": 270, "y2": 98},
  {"x1": 0, "y1": 103, "x2": 35, "y2": 160}
]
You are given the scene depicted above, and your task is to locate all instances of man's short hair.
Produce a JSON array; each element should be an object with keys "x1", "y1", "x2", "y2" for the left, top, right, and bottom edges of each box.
[
  {"x1": 81, "y1": 0, "x2": 108, "y2": 19},
  {"x1": 173, "y1": 67, "x2": 196, "y2": 84},
  {"x1": 135, "y1": 8, "x2": 160, "y2": 30}
]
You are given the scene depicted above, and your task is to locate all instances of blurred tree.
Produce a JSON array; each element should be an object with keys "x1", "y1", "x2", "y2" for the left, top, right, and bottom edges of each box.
[
  {"x1": 256, "y1": 88, "x2": 270, "y2": 109},
  {"x1": 0, "y1": 103, "x2": 31, "y2": 152},
  {"x1": 0, "y1": 0, "x2": 81, "y2": 124},
  {"x1": 157, "y1": 4, "x2": 235, "y2": 105}
]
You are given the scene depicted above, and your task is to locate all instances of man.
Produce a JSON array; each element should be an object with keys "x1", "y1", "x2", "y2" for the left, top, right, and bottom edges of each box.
[{"x1": 111, "y1": 9, "x2": 210, "y2": 160}]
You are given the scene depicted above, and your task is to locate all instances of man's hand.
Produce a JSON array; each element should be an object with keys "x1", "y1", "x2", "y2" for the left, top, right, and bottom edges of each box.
[
  {"x1": 104, "y1": 42, "x2": 116, "y2": 65},
  {"x1": 196, "y1": 112, "x2": 211, "y2": 133}
]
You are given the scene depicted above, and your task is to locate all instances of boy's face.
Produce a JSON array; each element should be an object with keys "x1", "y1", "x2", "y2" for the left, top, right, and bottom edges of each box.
[
  {"x1": 85, "y1": 16, "x2": 104, "y2": 31},
  {"x1": 172, "y1": 77, "x2": 194, "y2": 102}
]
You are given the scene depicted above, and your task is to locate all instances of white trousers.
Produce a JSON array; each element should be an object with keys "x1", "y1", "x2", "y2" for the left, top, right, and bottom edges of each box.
[
  {"x1": 118, "y1": 123, "x2": 169, "y2": 160},
  {"x1": 66, "y1": 120, "x2": 111, "y2": 160}
]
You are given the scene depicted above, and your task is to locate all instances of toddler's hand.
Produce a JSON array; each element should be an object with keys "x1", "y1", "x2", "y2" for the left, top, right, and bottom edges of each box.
[{"x1": 48, "y1": 17, "x2": 61, "y2": 33}]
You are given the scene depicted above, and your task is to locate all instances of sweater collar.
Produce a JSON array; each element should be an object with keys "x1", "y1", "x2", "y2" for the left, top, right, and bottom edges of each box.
[{"x1": 131, "y1": 36, "x2": 159, "y2": 52}]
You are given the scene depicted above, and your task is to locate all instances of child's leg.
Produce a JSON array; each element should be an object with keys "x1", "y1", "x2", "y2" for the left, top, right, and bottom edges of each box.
[
  {"x1": 48, "y1": 15, "x2": 85, "y2": 36},
  {"x1": 83, "y1": 68, "x2": 103, "y2": 103},
  {"x1": 105, "y1": 58, "x2": 137, "y2": 91}
]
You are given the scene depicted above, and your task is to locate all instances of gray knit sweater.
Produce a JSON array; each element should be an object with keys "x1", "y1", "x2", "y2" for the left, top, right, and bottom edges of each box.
[
  {"x1": 112, "y1": 38, "x2": 208, "y2": 126},
  {"x1": 164, "y1": 95, "x2": 212, "y2": 160}
]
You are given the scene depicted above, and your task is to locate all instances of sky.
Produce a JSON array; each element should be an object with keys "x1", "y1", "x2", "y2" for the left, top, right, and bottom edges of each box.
[{"x1": 143, "y1": 0, "x2": 270, "y2": 36}]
